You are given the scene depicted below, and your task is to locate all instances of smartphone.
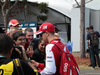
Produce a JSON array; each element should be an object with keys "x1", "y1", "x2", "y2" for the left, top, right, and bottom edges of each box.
[
  {"x1": 28, "y1": 42, "x2": 34, "y2": 51},
  {"x1": 28, "y1": 42, "x2": 34, "y2": 59},
  {"x1": 29, "y1": 42, "x2": 34, "y2": 47}
]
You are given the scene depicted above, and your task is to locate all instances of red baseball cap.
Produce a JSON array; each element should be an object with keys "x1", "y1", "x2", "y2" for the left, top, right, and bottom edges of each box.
[
  {"x1": 9, "y1": 19, "x2": 20, "y2": 27},
  {"x1": 35, "y1": 22, "x2": 55, "y2": 35}
]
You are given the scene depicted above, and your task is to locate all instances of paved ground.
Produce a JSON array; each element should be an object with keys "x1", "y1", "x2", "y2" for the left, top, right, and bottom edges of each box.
[
  {"x1": 72, "y1": 52, "x2": 100, "y2": 75},
  {"x1": 79, "y1": 65, "x2": 100, "y2": 75},
  {"x1": 80, "y1": 69, "x2": 100, "y2": 75}
]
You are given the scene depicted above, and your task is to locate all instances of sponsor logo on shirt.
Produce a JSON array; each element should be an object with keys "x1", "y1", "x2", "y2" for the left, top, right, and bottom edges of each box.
[
  {"x1": 47, "y1": 56, "x2": 52, "y2": 59},
  {"x1": 63, "y1": 63, "x2": 68, "y2": 72},
  {"x1": 47, "y1": 60, "x2": 53, "y2": 62}
]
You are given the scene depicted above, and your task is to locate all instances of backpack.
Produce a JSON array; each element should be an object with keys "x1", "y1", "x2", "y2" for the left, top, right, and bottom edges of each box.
[
  {"x1": 13, "y1": 58, "x2": 24, "y2": 75},
  {"x1": 90, "y1": 31, "x2": 99, "y2": 47},
  {"x1": 51, "y1": 41, "x2": 80, "y2": 75}
]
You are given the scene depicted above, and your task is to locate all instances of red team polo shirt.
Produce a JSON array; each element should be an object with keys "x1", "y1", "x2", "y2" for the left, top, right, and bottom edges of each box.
[{"x1": 38, "y1": 39, "x2": 68, "y2": 75}]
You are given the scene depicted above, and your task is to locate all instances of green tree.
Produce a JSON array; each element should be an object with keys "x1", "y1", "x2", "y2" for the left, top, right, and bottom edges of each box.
[
  {"x1": 75, "y1": 0, "x2": 85, "y2": 58},
  {"x1": 0, "y1": 0, "x2": 19, "y2": 28},
  {"x1": 27, "y1": 2, "x2": 48, "y2": 22},
  {"x1": 0, "y1": 0, "x2": 48, "y2": 28}
]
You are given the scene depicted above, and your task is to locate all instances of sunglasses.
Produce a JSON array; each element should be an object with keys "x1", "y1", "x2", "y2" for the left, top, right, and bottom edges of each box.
[{"x1": 39, "y1": 32, "x2": 45, "y2": 37}]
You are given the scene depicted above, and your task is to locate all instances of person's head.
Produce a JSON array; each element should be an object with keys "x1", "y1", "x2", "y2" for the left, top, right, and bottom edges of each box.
[
  {"x1": 0, "y1": 34, "x2": 13, "y2": 58},
  {"x1": 9, "y1": 19, "x2": 20, "y2": 29},
  {"x1": 89, "y1": 25, "x2": 94, "y2": 30},
  {"x1": 38, "y1": 39, "x2": 46, "y2": 54},
  {"x1": 24, "y1": 28, "x2": 34, "y2": 42},
  {"x1": 12, "y1": 31, "x2": 26, "y2": 46},
  {"x1": 35, "y1": 22, "x2": 55, "y2": 43},
  {"x1": 9, "y1": 27, "x2": 18, "y2": 38},
  {"x1": 86, "y1": 27, "x2": 89, "y2": 32},
  {"x1": 54, "y1": 33, "x2": 60, "y2": 38}
]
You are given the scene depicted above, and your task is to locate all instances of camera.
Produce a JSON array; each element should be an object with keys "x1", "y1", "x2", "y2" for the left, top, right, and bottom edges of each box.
[
  {"x1": 11, "y1": 45, "x2": 23, "y2": 59},
  {"x1": 14, "y1": 45, "x2": 23, "y2": 52}
]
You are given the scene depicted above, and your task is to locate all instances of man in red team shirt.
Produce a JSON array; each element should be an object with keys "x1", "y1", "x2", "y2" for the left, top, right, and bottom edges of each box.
[{"x1": 32, "y1": 22, "x2": 68, "y2": 75}]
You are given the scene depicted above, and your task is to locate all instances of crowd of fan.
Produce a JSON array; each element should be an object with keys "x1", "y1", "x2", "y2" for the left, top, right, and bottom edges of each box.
[
  {"x1": 0, "y1": 19, "x2": 68, "y2": 75},
  {"x1": 0, "y1": 19, "x2": 46, "y2": 75}
]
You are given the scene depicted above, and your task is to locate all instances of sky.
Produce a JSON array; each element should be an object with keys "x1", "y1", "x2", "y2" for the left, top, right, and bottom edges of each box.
[
  {"x1": 27, "y1": 0, "x2": 82, "y2": 10},
  {"x1": 27, "y1": 0, "x2": 80, "y2": 10},
  {"x1": 28, "y1": 0, "x2": 81, "y2": 5},
  {"x1": 27, "y1": 0, "x2": 100, "y2": 13}
]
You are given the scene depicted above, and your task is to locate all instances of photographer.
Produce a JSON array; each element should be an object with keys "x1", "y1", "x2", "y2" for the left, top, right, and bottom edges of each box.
[
  {"x1": 0, "y1": 34, "x2": 40, "y2": 75},
  {"x1": 11, "y1": 31, "x2": 33, "y2": 59}
]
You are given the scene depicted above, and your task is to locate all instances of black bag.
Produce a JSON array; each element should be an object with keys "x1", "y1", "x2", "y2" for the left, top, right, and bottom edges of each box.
[{"x1": 90, "y1": 31, "x2": 99, "y2": 46}]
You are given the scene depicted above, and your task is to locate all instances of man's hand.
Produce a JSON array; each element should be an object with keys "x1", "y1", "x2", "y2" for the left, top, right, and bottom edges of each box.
[
  {"x1": 26, "y1": 46, "x2": 34, "y2": 57},
  {"x1": 15, "y1": 45, "x2": 28, "y2": 60},
  {"x1": 87, "y1": 47, "x2": 89, "y2": 50},
  {"x1": 87, "y1": 40, "x2": 90, "y2": 48},
  {"x1": 31, "y1": 60, "x2": 39, "y2": 67}
]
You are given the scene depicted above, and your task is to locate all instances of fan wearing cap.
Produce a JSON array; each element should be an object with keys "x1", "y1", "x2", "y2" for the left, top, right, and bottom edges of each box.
[
  {"x1": 9, "y1": 19, "x2": 20, "y2": 29},
  {"x1": 6, "y1": 19, "x2": 20, "y2": 35},
  {"x1": 31, "y1": 22, "x2": 68, "y2": 75}
]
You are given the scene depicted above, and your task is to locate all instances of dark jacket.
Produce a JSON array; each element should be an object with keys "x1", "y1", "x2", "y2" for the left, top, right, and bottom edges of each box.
[
  {"x1": 0, "y1": 57, "x2": 40, "y2": 75},
  {"x1": 31, "y1": 48, "x2": 45, "y2": 63}
]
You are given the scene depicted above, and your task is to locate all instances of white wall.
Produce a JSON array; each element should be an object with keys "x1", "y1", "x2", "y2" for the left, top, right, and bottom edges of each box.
[
  {"x1": 71, "y1": 8, "x2": 90, "y2": 52},
  {"x1": 70, "y1": 8, "x2": 100, "y2": 52},
  {"x1": 91, "y1": 10, "x2": 100, "y2": 31},
  {"x1": 71, "y1": 8, "x2": 80, "y2": 52},
  {"x1": 85, "y1": 8, "x2": 90, "y2": 51}
]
